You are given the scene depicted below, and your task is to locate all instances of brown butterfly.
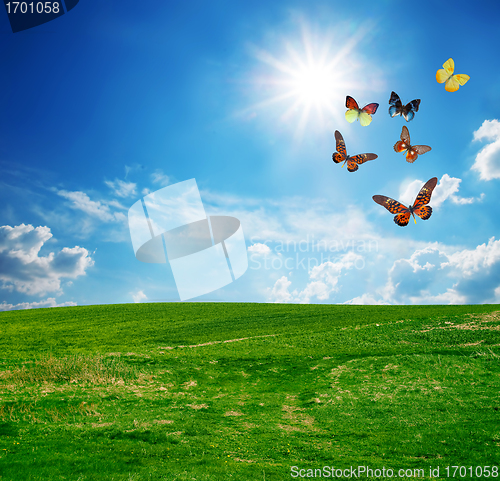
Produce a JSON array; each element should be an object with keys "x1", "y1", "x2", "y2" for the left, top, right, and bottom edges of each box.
[
  {"x1": 373, "y1": 177, "x2": 438, "y2": 226},
  {"x1": 388, "y1": 91, "x2": 421, "y2": 122},
  {"x1": 332, "y1": 130, "x2": 377, "y2": 172},
  {"x1": 394, "y1": 125, "x2": 431, "y2": 163}
]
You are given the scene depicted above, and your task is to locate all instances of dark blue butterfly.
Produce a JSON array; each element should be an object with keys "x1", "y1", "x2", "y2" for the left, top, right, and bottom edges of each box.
[{"x1": 388, "y1": 91, "x2": 421, "y2": 122}]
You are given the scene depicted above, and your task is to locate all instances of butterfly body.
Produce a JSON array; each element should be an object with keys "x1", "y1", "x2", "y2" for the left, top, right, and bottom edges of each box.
[
  {"x1": 388, "y1": 91, "x2": 421, "y2": 122},
  {"x1": 332, "y1": 130, "x2": 377, "y2": 172},
  {"x1": 345, "y1": 96, "x2": 379, "y2": 126},
  {"x1": 436, "y1": 58, "x2": 470, "y2": 92},
  {"x1": 394, "y1": 125, "x2": 431, "y2": 163},
  {"x1": 373, "y1": 177, "x2": 438, "y2": 227}
]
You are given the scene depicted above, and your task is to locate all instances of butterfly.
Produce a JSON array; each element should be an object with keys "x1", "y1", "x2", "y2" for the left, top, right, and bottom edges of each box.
[
  {"x1": 388, "y1": 91, "x2": 421, "y2": 122},
  {"x1": 345, "y1": 96, "x2": 379, "y2": 126},
  {"x1": 373, "y1": 177, "x2": 438, "y2": 226},
  {"x1": 394, "y1": 125, "x2": 431, "y2": 163},
  {"x1": 436, "y1": 58, "x2": 470, "y2": 92},
  {"x1": 332, "y1": 130, "x2": 378, "y2": 172}
]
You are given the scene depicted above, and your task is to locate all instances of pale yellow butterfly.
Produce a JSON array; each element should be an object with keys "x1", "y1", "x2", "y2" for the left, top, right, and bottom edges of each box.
[
  {"x1": 344, "y1": 96, "x2": 379, "y2": 126},
  {"x1": 436, "y1": 58, "x2": 470, "y2": 92}
]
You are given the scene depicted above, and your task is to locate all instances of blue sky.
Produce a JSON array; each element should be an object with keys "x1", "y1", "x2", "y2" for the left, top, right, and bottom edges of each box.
[{"x1": 1, "y1": 0, "x2": 500, "y2": 309}]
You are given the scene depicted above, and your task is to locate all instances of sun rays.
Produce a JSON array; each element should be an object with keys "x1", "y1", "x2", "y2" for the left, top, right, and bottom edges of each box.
[{"x1": 240, "y1": 20, "x2": 380, "y2": 142}]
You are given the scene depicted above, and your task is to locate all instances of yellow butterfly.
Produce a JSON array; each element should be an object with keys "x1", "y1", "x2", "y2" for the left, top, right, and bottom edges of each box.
[{"x1": 436, "y1": 58, "x2": 470, "y2": 92}]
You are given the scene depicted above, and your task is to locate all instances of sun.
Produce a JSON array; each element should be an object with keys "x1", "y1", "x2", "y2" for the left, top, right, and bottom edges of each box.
[
  {"x1": 242, "y1": 21, "x2": 378, "y2": 141},
  {"x1": 293, "y1": 64, "x2": 336, "y2": 107}
]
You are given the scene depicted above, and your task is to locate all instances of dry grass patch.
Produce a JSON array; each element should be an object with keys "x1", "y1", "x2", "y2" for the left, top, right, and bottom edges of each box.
[
  {"x1": 421, "y1": 311, "x2": 500, "y2": 332},
  {"x1": 187, "y1": 404, "x2": 208, "y2": 410},
  {"x1": 0, "y1": 354, "x2": 143, "y2": 386}
]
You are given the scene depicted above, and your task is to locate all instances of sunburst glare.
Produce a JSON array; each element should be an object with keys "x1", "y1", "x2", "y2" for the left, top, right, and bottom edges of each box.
[{"x1": 241, "y1": 20, "x2": 381, "y2": 142}]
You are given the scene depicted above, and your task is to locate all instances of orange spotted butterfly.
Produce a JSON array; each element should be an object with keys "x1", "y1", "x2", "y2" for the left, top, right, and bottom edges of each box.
[
  {"x1": 394, "y1": 125, "x2": 431, "y2": 163},
  {"x1": 332, "y1": 130, "x2": 378, "y2": 172},
  {"x1": 345, "y1": 96, "x2": 379, "y2": 126},
  {"x1": 388, "y1": 91, "x2": 421, "y2": 122},
  {"x1": 373, "y1": 177, "x2": 438, "y2": 226}
]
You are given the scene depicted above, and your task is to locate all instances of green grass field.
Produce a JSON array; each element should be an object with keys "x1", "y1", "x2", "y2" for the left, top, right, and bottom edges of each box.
[{"x1": 0, "y1": 303, "x2": 499, "y2": 480}]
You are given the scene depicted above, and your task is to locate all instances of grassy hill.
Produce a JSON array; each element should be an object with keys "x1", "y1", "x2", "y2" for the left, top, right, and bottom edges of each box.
[{"x1": 1, "y1": 303, "x2": 499, "y2": 480}]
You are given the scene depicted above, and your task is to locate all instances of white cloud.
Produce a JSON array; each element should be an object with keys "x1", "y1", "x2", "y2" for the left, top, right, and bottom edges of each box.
[
  {"x1": 268, "y1": 276, "x2": 293, "y2": 303},
  {"x1": 296, "y1": 251, "x2": 363, "y2": 303},
  {"x1": 248, "y1": 243, "x2": 272, "y2": 255},
  {"x1": 408, "y1": 289, "x2": 467, "y2": 305},
  {"x1": 132, "y1": 290, "x2": 148, "y2": 303},
  {"x1": 105, "y1": 179, "x2": 137, "y2": 198},
  {"x1": 209, "y1": 195, "x2": 377, "y2": 250},
  {"x1": 0, "y1": 224, "x2": 94, "y2": 296},
  {"x1": 445, "y1": 236, "x2": 500, "y2": 276},
  {"x1": 494, "y1": 286, "x2": 500, "y2": 303},
  {"x1": 0, "y1": 298, "x2": 77, "y2": 311},
  {"x1": 124, "y1": 163, "x2": 144, "y2": 179},
  {"x1": 151, "y1": 170, "x2": 170, "y2": 187},
  {"x1": 398, "y1": 178, "x2": 424, "y2": 206},
  {"x1": 343, "y1": 293, "x2": 390, "y2": 305},
  {"x1": 57, "y1": 190, "x2": 126, "y2": 223},
  {"x1": 380, "y1": 238, "x2": 500, "y2": 304},
  {"x1": 107, "y1": 199, "x2": 128, "y2": 210},
  {"x1": 399, "y1": 174, "x2": 483, "y2": 209},
  {"x1": 471, "y1": 119, "x2": 500, "y2": 180},
  {"x1": 433, "y1": 175, "x2": 465, "y2": 207},
  {"x1": 268, "y1": 252, "x2": 363, "y2": 303}
]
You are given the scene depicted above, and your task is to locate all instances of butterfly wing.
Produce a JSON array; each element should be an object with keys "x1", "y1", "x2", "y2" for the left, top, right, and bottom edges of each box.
[
  {"x1": 346, "y1": 160, "x2": 359, "y2": 172},
  {"x1": 359, "y1": 103, "x2": 379, "y2": 125},
  {"x1": 345, "y1": 96, "x2": 360, "y2": 123},
  {"x1": 445, "y1": 73, "x2": 470, "y2": 92},
  {"x1": 394, "y1": 125, "x2": 411, "y2": 153},
  {"x1": 347, "y1": 153, "x2": 378, "y2": 172},
  {"x1": 405, "y1": 148, "x2": 419, "y2": 163},
  {"x1": 345, "y1": 96, "x2": 360, "y2": 110},
  {"x1": 358, "y1": 111, "x2": 373, "y2": 126},
  {"x1": 393, "y1": 212, "x2": 412, "y2": 226},
  {"x1": 413, "y1": 145, "x2": 432, "y2": 155},
  {"x1": 373, "y1": 195, "x2": 411, "y2": 226},
  {"x1": 404, "y1": 145, "x2": 431, "y2": 163},
  {"x1": 402, "y1": 109, "x2": 415, "y2": 122},
  {"x1": 414, "y1": 205, "x2": 432, "y2": 220},
  {"x1": 400, "y1": 125, "x2": 410, "y2": 144},
  {"x1": 409, "y1": 99, "x2": 421, "y2": 112},
  {"x1": 389, "y1": 105, "x2": 400, "y2": 117},
  {"x1": 455, "y1": 74, "x2": 470, "y2": 86},
  {"x1": 436, "y1": 58, "x2": 455, "y2": 83},
  {"x1": 332, "y1": 130, "x2": 347, "y2": 163},
  {"x1": 401, "y1": 99, "x2": 421, "y2": 121},
  {"x1": 389, "y1": 91, "x2": 403, "y2": 117},
  {"x1": 361, "y1": 103, "x2": 379, "y2": 115},
  {"x1": 345, "y1": 109, "x2": 360, "y2": 123},
  {"x1": 334, "y1": 131, "x2": 346, "y2": 156},
  {"x1": 412, "y1": 177, "x2": 438, "y2": 220}
]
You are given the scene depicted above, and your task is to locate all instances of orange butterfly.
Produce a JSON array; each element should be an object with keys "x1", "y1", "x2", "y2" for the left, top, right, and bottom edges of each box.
[
  {"x1": 332, "y1": 130, "x2": 377, "y2": 172},
  {"x1": 345, "y1": 96, "x2": 379, "y2": 126},
  {"x1": 394, "y1": 126, "x2": 431, "y2": 163},
  {"x1": 373, "y1": 177, "x2": 438, "y2": 226}
]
